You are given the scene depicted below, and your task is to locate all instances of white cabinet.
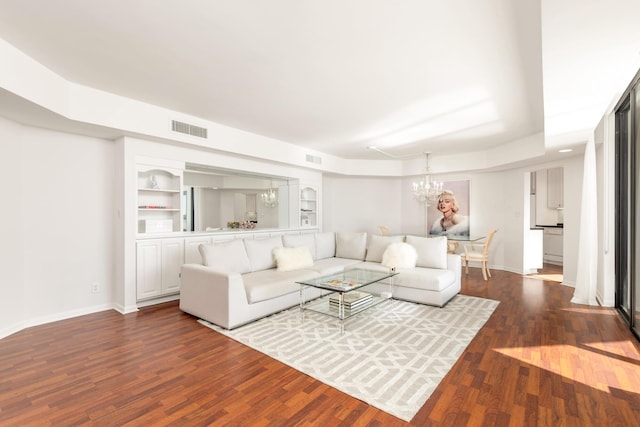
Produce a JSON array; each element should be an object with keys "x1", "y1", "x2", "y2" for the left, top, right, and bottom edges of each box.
[
  {"x1": 543, "y1": 227, "x2": 563, "y2": 265},
  {"x1": 136, "y1": 238, "x2": 184, "y2": 301},
  {"x1": 300, "y1": 186, "x2": 317, "y2": 228},
  {"x1": 184, "y1": 236, "x2": 212, "y2": 264},
  {"x1": 136, "y1": 240, "x2": 162, "y2": 300},
  {"x1": 161, "y1": 239, "x2": 184, "y2": 294},
  {"x1": 137, "y1": 164, "x2": 183, "y2": 233},
  {"x1": 547, "y1": 167, "x2": 563, "y2": 209}
]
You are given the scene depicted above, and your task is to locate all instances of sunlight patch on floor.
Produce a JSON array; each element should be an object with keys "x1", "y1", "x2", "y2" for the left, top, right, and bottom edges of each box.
[
  {"x1": 582, "y1": 341, "x2": 640, "y2": 362},
  {"x1": 527, "y1": 273, "x2": 563, "y2": 283},
  {"x1": 494, "y1": 343, "x2": 640, "y2": 394},
  {"x1": 562, "y1": 307, "x2": 617, "y2": 316}
]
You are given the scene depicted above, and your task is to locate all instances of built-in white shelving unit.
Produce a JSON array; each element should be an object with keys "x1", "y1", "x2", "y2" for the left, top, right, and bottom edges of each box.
[
  {"x1": 137, "y1": 166, "x2": 183, "y2": 233},
  {"x1": 300, "y1": 186, "x2": 317, "y2": 228}
]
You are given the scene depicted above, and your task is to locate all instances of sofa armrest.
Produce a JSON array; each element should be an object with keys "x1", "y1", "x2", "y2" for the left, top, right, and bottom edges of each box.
[
  {"x1": 446, "y1": 253, "x2": 462, "y2": 288},
  {"x1": 179, "y1": 264, "x2": 246, "y2": 329}
]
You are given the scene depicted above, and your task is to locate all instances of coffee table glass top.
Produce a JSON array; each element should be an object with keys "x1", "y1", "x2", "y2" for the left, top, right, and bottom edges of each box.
[
  {"x1": 296, "y1": 268, "x2": 398, "y2": 322},
  {"x1": 295, "y1": 268, "x2": 398, "y2": 292}
]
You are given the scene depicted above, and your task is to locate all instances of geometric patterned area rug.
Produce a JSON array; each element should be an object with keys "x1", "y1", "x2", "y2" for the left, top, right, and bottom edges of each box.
[{"x1": 198, "y1": 294, "x2": 499, "y2": 422}]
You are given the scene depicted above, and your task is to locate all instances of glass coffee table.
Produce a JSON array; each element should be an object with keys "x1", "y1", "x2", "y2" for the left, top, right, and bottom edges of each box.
[{"x1": 296, "y1": 268, "x2": 398, "y2": 321}]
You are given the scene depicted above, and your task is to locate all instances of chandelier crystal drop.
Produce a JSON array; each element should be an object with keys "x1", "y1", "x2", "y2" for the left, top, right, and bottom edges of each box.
[
  {"x1": 261, "y1": 187, "x2": 278, "y2": 208},
  {"x1": 412, "y1": 152, "x2": 443, "y2": 204}
]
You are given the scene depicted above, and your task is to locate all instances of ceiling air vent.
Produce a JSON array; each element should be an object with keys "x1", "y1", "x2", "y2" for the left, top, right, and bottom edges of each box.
[
  {"x1": 171, "y1": 120, "x2": 208, "y2": 139},
  {"x1": 305, "y1": 154, "x2": 322, "y2": 165}
]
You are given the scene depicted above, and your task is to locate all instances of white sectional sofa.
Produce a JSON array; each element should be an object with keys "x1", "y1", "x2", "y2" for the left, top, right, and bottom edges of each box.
[{"x1": 180, "y1": 231, "x2": 461, "y2": 329}]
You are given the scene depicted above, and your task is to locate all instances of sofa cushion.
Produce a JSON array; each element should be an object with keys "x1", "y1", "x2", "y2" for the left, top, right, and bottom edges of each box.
[
  {"x1": 308, "y1": 257, "x2": 364, "y2": 276},
  {"x1": 346, "y1": 262, "x2": 455, "y2": 292},
  {"x1": 381, "y1": 242, "x2": 418, "y2": 269},
  {"x1": 315, "y1": 232, "x2": 336, "y2": 260},
  {"x1": 365, "y1": 234, "x2": 405, "y2": 262},
  {"x1": 335, "y1": 232, "x2": 367, "y2": 260},
  {"x1": 243, "y1": 268, "x2": 319, "y2": 303},
  {"x1": 243, "y1": 236, "x2": 283, "y2": 272},
  {"x1": 282, "y1": 233, "x2": 316, "y2": 260},
  {"x1": 273, "y1": 246, "x2": 314, "y2": 272},
  {"x1": 198, "y1": 239, "x2": 251, "y2": 274},
  {"x1": 406, "y1": 235, "x2": 448, "y2": 269}
]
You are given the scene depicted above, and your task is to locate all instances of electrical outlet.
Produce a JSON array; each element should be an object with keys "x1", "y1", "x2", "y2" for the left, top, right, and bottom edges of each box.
[{"x1": 91, "y1": 282, "x2": 100, "y2": 293}]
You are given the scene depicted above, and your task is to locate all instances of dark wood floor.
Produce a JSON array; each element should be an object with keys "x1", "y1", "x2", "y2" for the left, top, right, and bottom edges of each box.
[{"x1": 1, "y1": 265, "x2": 639, "y2": 426}]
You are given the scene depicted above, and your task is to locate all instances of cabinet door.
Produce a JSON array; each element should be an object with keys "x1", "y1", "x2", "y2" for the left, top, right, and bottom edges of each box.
[
  {"x1": 162, "y1": 239, "x2": 184, "y2": 293},
  {"x1": 136, "y1": 241, "x2": 162, "y2": 300},
  {"x1": 547, "y1": 167, "x2": 563, "y2": 209},
  {"x1": 184, "y1": 236, "x2": 211, "y2": 264}
]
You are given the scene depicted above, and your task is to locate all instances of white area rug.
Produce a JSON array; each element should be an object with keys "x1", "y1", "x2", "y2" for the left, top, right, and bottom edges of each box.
[{"x1": 198, "y1": 295, "x2": 499, "y2": 421}]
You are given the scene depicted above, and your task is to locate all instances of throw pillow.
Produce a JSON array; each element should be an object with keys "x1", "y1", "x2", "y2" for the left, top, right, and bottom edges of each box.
[
  {"x1": 273, "y1": 246, "x2": 314, "y2": 272},
  {"x1": 405, "y1": 235, "x2": 448, "y2": 269},
  {"x1": 198, "y1": 239, "x2": 252, "y2": 274},
  {"x1": 335, "y1": 232, "x2": 367, "y2": 260},
  {"x1": 381, "y1": 242, "x2": 418, "y2": 269},
  {"x1": 243, "y1": 236, "x2": 283, "y2": 271},
  {"x1": 365, "y1": 234, "x2": 405, "y2": 263}
]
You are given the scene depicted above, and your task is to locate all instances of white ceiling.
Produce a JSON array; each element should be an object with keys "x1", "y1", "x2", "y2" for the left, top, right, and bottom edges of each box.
[{"x1": 0, "y1": 0, "x2": 639, "y2": 162}]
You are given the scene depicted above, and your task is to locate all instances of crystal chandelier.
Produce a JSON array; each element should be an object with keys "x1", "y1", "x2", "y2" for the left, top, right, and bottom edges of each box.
[
  {"x1": 261, "y1": 187, "x2": 278, "y2": 208},
  {"x1": 412, "y1": 152, "x2": 443, "y2": 204}
]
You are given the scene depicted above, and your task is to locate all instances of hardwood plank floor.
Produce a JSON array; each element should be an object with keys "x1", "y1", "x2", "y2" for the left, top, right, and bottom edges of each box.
[{"x1": 1, "y1": 266, "x2": 639, "y2": 426}]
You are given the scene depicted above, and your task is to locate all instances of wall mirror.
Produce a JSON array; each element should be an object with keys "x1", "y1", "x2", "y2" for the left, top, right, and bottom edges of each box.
[{"x1": 183, "y1": 163, "x2": 295, "y2": 232}]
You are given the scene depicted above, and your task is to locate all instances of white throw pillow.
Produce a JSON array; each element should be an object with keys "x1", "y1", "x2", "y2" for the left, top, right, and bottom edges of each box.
[
  {"x1": 198, "y1": 239, "x2": 252, "y2": 274},
  {"x1": 365, "y1": 234, "x2": 405, "y2": 262},
  {"x1": 381, "y1": 242, "x2": 418, "y2": 269},
  {"x1": 273, "y1": 246, "x2": 315, "y2": 272},
  {"x1": 336, "y1": 232, "x2": 368, "y2": 260},
  {"x1": 405, "y1": 235, "x2": 448, "y2": 269}
]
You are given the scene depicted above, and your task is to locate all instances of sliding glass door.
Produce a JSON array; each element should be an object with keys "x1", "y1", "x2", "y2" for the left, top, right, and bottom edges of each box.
[
  {"x1": 635, "y1": 88, "x2": 640, "y2": 338},
  {"x1": 615, "y1": 79, "x2": 640, "y2": 340},
  {"x1": 615, "y1": 98, "x2": 631, "y2": 321}
]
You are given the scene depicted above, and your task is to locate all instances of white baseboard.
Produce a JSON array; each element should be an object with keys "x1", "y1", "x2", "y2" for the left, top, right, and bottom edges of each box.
[
  {"x1": 136, "y1": 294, "x2": 180, "y2": 308},
  {"x1": 0, "y1": 303, "x2": 114, "y2": 340},
  {"x1": 113, "y1": 303, "x2": 140, "y2": 314},
  {"x1": 0, "y1": 322, "x2": 27, "y2": 340}
]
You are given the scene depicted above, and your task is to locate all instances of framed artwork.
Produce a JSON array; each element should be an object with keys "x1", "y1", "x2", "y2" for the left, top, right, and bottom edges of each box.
[{"x1": 427, "y1": 180, "x2": 470, "y2": 237}]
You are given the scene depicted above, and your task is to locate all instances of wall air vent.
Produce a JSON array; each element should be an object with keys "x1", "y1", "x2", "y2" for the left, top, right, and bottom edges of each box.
[
  {"x1": 171, "y1": 120, "x2": 208, "y2": 139},
  {"x1": 305, "y1": 154, "x2": 322, "y2": 165}
]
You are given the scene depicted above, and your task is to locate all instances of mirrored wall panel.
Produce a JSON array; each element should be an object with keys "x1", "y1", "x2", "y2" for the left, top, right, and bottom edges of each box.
[{"x1": 183, "y1": 163, "x2": 296, "y2": 232}]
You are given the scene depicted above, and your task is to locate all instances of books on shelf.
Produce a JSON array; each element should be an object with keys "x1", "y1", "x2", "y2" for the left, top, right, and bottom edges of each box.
[{"x1": 329, "y1": 291, "x2": 373, "y2": 310}]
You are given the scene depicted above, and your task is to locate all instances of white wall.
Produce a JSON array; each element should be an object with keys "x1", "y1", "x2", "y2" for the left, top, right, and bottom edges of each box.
[
  {"x1": 322, "y1": 176, "x2": 402, "y2": 234},
  {"x1": 562, "y1": 155, "x2": 584, "y2": 286},
  {"x1": 0, "y1": 117, "x2": 26, "y2": 337},
  {"x1": 0, "y1": 116, "x2": 115, "y2": 338}
]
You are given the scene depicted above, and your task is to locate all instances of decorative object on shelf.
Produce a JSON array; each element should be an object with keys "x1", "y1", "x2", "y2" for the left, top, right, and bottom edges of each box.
[
  {"x1": 227, "y1": 221, "x2": 256, "y2": 229},
  {"x1": 412, "y1": 152, "x2": 442, "y2": 204},
  {"x1": 261, "y1": 186, "x2": 278, "y2": 208},
  {"x1": 148, "y1": 175, "x2": 159, "y2": 189}
]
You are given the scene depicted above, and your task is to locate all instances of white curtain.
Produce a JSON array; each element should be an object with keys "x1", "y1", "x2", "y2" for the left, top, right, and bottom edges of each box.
[{"x1": 572, "y1": 137, "x2": 598, "y2": 305}]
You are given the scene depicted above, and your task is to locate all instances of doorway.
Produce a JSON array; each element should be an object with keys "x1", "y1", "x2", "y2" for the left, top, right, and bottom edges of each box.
[{"x1": 530, "y1": 169, "x2": 564, "y2": 279}]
